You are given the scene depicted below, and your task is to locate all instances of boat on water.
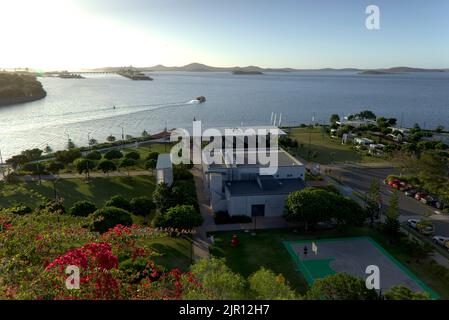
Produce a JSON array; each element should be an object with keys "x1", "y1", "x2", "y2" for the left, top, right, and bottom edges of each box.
[{"x1": 196, "y1": 96, "x2": 206, "y2": 103}]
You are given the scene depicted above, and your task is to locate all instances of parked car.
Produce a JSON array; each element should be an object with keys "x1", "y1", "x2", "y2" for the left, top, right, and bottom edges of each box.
[
  {"x1": 407, "y1": 219, "x2": 419, "y2": 229},
  {"x1": 415, "y1": 192, "x2": 428, "y2": 201},
  {"x1": 388, "y1": 179, "x2": 400, "y2": 187},
  {"x1": 401, "y1": 183, "x2": 414, "y2": 191},
  {"x1": 422, "y1": 196, "x2": 438, "y2": 207},
  {"x1": 432, "y1": 236, "x2": 449, "y2": 249},
  {"x1": 405, "y1": 189, "x2": 419, "y2": 197},
  {"x1": 407, "y1": 219, "x2": 434, "y2": 235},
  {"x1": 435, "y1": 200, "x2": 447, "y2": 210}
]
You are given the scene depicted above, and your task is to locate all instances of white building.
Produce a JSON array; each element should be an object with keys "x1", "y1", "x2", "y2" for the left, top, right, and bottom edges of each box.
[
  {"x1": 336, "y1": 119, "x2": 377, "y2": 128},
  {"x1": 156, "y1": 153, "x2": 173, "y2": 186},
  {"x1": 203, "y1": 147, "x2": 305, "y2": 217}
]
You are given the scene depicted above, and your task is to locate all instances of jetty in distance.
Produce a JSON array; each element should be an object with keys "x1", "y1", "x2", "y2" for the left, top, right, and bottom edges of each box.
[{"x1": 42, "y1": 67, "x2": 153, "y2": 81}]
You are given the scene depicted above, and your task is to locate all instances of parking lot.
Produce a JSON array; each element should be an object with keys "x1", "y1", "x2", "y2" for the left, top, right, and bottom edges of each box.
[{"x1": 330, "y1": 164, "x2": 449, "y2": 236}]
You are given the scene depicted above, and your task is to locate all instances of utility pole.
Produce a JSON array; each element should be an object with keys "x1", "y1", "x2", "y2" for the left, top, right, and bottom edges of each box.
[
  {"x1": 65, "y1": 132, "x2": 70, "y2": 150},
  {"x1": 36, "y1": 162, "x2": 41, "y2": 185},
  {"x1": 0, "y1": 147, "x2": 5, "y2": 179}
]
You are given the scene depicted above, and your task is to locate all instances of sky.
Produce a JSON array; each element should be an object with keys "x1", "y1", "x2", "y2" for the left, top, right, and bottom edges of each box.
[{"x1": 1, "y1": 0, "x2": 448, "y2": 70}]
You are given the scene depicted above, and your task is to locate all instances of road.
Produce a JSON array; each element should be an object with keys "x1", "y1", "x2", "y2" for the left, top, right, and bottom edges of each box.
[{"x1": 328, "y1": 163, "x2": 449, "y2": 236}]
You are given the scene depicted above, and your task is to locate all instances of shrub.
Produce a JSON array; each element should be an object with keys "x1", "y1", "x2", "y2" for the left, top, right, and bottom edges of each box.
[
  {"x1": 38, "y1": 198, "x2": 66, "y2": 215},
  {"x1": 124, "y1": 151, "x2": 140, "y2": 160},
  {"x1": 46, "y1": 161, "x2": 65, "y2": 174},
  {"x1": 73, "y1": 158, "x2": 96, "y2": 176},
  {"x1": 91, "y1": 206, "x2": 133, "y2": 233},
  {"x1": 86, "y1": 150, "x2": 102, "y2": 160},
  {"x1": 6, "y1": 204, "x2": 33, "y2": 215},
  {"x1": 69, "y1": 200, "x2": 97, "y2": 217},
  {"x1": 306, "y1": 273, "x2": 379, "y2": 300},
  {"x1": 97, "y1": 159, "x2": 117, "y2": 174},
  {"x1": 173, "y1": 165, "x2": 193, "y2": 180},
  {"x1": 119, "y1": 158, "x2": 137, "y2": 173},
  {"x1": 104, "y1": 149, "x2": 123, "y2": 160},
  {"x1": 154, "y1": 205, "x2": 203, "y2": 229},
  {"x1": 145, "y1": 159, "x2": 157, "y2": 171},
  {"x1": 105, "y1": 195, "x2": 131, "y2": 211},
  {"x1": 21, "y1": 162, "x2": 46, "y2": 174},
  {"x1": 248, "y1": 268, "x2": 298, "y2": 300},
  {"x1": 146, "y1": 152, "x2": 159, "y2": 161},
  {"x1": 153, "y1": 181, "x2": 198, "y2": 212},
  {"x1": 54, "y1": 148, "x2": 82, "y2": 164},
  {"x1": 130, "y1": 196, "x2": 155, "y2": 216},
  {"x1": 384, "y1": 285, "x2": 429, "y2": 300}
]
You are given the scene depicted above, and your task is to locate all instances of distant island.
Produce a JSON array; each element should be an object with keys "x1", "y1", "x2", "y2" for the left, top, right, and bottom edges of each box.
[
  {"x1": 0, "y1": 72, "x2": 46, "y2": 106},
  {"x1": 81, "y1": 63, "x2": 448, "y2": 74},
  {"x1": 360, "y1": 67, "x2": 447, "y2": 75},
  {"x1": 232, "y1": 70, "x2": 263, "y2": 75},
  {"x1": 359, "y1": 70, "x2": 392, "y2": 75}
]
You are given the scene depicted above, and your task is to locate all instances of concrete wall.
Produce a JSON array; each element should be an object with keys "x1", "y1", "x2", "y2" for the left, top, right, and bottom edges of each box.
[
  {"x1": 209, "y1": 173, "x2": 227, "y2": 212},
  {"x1": 227, "y1": 193, "x2": 287, "y2": 217}
]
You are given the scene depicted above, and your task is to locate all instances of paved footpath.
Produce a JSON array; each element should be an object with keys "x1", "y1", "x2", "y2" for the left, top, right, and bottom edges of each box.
[{"x1": 15, "y1": 170, "x2": 153, "y2": 182}]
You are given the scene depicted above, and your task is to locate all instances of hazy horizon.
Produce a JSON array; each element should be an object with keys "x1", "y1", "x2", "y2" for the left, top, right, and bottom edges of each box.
[
  {"x1": 1, "y1": 0, "x2": 448, "y2": 70},
  {"x1": 4, "y1": 62, "x2": 449, "y2": 73}
]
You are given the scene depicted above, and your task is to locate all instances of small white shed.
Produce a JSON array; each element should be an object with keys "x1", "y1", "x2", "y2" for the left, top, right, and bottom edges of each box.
[{"x1": 156, "y1": 154, "x2": 173, "y2": 186}]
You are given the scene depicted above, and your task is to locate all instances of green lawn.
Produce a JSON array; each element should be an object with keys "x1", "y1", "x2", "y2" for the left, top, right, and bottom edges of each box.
[
  {"x1": 209, "y1": 227, "x2": 449, "y2": 298},
  {"x1": 286, "y1": 127, "x2": 386, "y2": 164},
  {"x1": 0, "y1": 175, "x2": 156, "y2": 209},
  {"x1": 149, "y1": 236, "x2": 193, "y2": 271}
]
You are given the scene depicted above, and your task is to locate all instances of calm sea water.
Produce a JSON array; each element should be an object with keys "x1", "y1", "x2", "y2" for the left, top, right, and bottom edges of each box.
[{"x1": 0, "y1": 71, "x2": 448, "y2": 159}]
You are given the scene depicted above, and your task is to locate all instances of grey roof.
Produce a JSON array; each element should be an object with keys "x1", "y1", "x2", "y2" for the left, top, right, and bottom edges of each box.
[
  {"x1": 208, "y1": 149, "x2": 302, "y2": 170},
  {"x1": 226, "y1": 178, "x2": 305, "y2": 197},
  {"x1": 156, "y1": 154, "x2": 172, "y2": 170}
]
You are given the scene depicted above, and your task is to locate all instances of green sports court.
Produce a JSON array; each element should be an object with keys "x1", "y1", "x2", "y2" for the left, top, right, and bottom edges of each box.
[{"x1": 283, "y1": 236, "x2": 439, "y2": 299}]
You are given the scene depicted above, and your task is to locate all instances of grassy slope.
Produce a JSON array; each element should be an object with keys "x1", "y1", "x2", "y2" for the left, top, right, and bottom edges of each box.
[
  {"x1": 287, "y1": 127, "x2": 385, "y2": 164},
  {"x1": 0, "y1": 174, "x2": 193, "y2": 271},
  {"x1": 150, "y1": 236, "x2": 193, "y2": 271},
  {"x1": 209, "y1": 227, "x2": 449, "y2": 298},
  {"x1": 0, "y1": 176, "x2": 156, "y2": 209}
]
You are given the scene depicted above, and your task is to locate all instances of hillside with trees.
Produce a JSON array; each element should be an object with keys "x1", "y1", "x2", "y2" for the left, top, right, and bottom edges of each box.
[{"x1": 0, "y1": 72, "x2": 46, "y2": 106}]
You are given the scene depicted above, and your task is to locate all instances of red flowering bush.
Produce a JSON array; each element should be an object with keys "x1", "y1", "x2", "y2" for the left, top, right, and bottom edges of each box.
[
  {"x1": 0, "y1": 212, "x2": 95, "y2": 298},
  {"x1": 43, "y1": 242, "x2": 120, "y2": 299},
  {"x1": 133, "y1": 268, "x2": 204, "y2": 300},
  {"x1": 0, "y1": 211, "x2": 200, "y2": 300}
]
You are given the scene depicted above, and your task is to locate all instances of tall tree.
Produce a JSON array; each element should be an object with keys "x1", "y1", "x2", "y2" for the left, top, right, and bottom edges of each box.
[
  {"x1": 366, "y1": 179, "x2": 381, "y2": 225},
  {"x1": 306, "y1": 273, "x2": 379, "y2": 300},
  {"x1": 329, "y1": 114, "x2": 340, "y2": 124},
  {"x1": 97, "y1": 159, "x2": 117, "y2": 175},
  {"x1": 384, "y1": 285, "x2": 429, "y2": 300},
  {"x1": 185, "y1": 258, "x2": 247, "y2": 300},
  {"x1": 384, "y1": 189, "x2": 400, "y2": 237},
  {"x1": 119, "y1": 158, "x2": 137, "y2": 176},
  {"x1": 248, "y1": 268, "x2": 299, "y2": 300},
  {"x1": 73, "y1": 158, "x2": 95, "y2": 180}
]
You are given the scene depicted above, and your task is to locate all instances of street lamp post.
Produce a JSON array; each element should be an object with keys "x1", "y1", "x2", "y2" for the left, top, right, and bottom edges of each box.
[{"x1": 0, "y1": 147, "x2": 4, "y2": 179}]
